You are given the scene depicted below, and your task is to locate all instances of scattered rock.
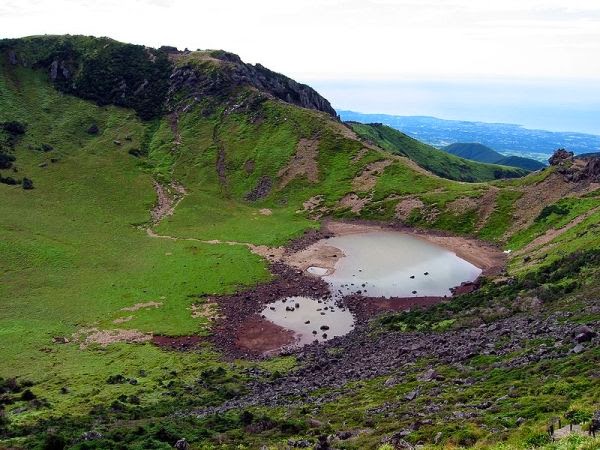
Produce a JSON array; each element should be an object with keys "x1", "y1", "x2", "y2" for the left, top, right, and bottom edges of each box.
[
  {"x1": 404, "y1": 389, "x2": 419, "y2": 401},
  {"x1": 174, "y1": 438, "x2": 190, "y2": 450}
]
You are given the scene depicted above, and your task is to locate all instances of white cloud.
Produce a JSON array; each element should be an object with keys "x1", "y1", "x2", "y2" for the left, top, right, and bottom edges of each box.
[{"x1": 1, "y1": 0, "x2": 599, "y2": 80}]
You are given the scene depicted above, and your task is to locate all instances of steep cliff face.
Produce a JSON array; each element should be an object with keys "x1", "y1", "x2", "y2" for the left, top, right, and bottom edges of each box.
[
  {"x1": 167, "y1": 49, "x2": 337, "y2": 117},
  {"x1": 0, "y1": 36, "x2": 337, "y2": 120}
]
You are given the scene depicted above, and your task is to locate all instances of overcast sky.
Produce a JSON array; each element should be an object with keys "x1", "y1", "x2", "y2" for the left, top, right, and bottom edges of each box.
[{"x1": 2, "y1": 0, "x2": 600, "y2": 132}]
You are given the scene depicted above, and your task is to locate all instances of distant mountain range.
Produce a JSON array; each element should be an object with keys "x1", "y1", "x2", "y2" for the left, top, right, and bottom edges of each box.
[
  {"x1": 339, "y1": 110, "x2": 600, "y2": 162},
  {"x1": 442, "y1": 143, "x2": 546, "y2": 171}
]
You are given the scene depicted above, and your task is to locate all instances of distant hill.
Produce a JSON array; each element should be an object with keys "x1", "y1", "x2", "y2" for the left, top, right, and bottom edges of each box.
[
  {"x1": 348, "y1": 123, "x2": 528, "y2": 182},
  {"x1": 443, "y1": 143, "x2": 503, "y2": 164},
  {"x1": 443, "y1": 143, "x2": 546, "y2": 171},
  {"x1": 339, "y1": 110, "x2": 600, "y2": 159},
  {"x1": 495, "y1": 155, "x2": 546, "y2": 171}
]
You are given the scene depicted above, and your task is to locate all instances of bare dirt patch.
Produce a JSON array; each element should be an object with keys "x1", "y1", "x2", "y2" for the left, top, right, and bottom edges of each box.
[
  {"x1": 234, "y1": 317, "x2": 296, "y2": 354},
  {"x1": 247, "y1": 244, "x2": 285, "y2": 263},
  {"x1": 74, "y1": 328, "x2": 152, "y2": 349},
  {"x1": 152, "y1": 335, "x2": 202, "y2": 351},
  {"x1": 301, "y1": 195, "x2": 329, "y2": 219},
  {"x1": 447, "y1": 197, "x2": 478, "y2": 215},
  {"x1": 509, "y1": 172, "x2": 595, "y2": 235},
  {"x1": 515, "y1": 206, "x2": 600, "y2": 256},
  {"x1": 284, "y1": 244, "x2": 345, "y2": 275},
  {"x1": 121, "y1": 301, "x2": 163, "y2": 312},
  {"x1": 259, "y1": 208, "x2": 272, "y2": 216},
  {"x1": 190, "y1": 302, "x2": 223, "y2": 321},
  {"x1": 395, "y1": 197, "x2": 425, "y2": 221},
  {"x1": 113, "y1": 316, "x2": 134, "y2": 324},
  {"x1": 151, "y1": 181, "x2": 187, "y2": 224},
  {"x1": 352, "y1": 147, "x2": 370, "y2": 162},
  {"x1": 352, "y1": 160, "x2": 392, "y2": 192},
  {"x1": 338, "y1": 193, "x2": 371, "y2": 213},
  {"x1": 278, "y1": 138, "x2": 319, "y2": 188},
  {"x1": 475, "y1": 187, "x2": 499, "y2": 230}
]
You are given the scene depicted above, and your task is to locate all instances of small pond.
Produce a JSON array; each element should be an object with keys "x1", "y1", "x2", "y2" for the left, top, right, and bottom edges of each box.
[
  {"x1": 322, "y1": 231, "x2": 482, "y2": 298},
  {"x1": 260, "y1": 296, "x2": 355, "y2": 345}
]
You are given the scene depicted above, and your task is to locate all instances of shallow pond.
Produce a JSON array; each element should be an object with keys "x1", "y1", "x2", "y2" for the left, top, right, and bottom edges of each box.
[
  {"x1": 322, "y1": 231, "x2": 481, "y2": 298},
  {"x1": 261, "y1": 296, "x2": 355, "y2": 345}
]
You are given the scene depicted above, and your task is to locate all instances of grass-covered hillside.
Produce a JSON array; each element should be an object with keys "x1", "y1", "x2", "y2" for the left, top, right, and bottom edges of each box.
[
  {"x1": 0, "y1": 35, "x2": 599, "y2": 449},
  {"x1": 348, "y1": 122, "x2": 528, "y2": 182},
  {"x1": 443, "y1": 142, "x2": 547, "y2": 171}
]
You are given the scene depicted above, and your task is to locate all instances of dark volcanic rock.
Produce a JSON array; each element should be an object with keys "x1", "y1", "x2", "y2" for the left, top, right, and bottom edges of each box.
[
  {"x1": 572, "y1": 325, "x2": 596, "y2": 343},
  {"x1": 549, "y1": 148, "x2": 574, "y2": 166},
  {"x1": 168, "y1": 51, "x2": 337, "y2": 117}
]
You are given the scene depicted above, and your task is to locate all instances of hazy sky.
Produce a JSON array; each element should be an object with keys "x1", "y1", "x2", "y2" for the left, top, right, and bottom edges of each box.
[{"x1": 2, "y1": 0, "x2": 600, "y2": 132}]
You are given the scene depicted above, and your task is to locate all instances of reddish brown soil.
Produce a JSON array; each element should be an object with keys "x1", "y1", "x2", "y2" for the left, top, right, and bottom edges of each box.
[
  {"x1": 152, "y1": 335, "x2": 202, "y2": 350},
  {"x1": 235, "y1": 317, "x2": 296, "y2": 354},
  {"x1": 346, "y1": 295, "x2": 449, "y2": 321},
  {"x1": 208, "y1": 263, "x2": 331, "y2": 358}
]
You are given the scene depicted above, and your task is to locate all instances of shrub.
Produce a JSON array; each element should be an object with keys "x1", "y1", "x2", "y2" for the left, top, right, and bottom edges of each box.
[
  {"x1": 20, "y1": 389, "x2": 36, "y2": 401},
  {"x1": 536, "y1": 203, "x2": 570, "y2": 222},
  {"x1": 22, "y1": 177, "x2": 34, "y2": 190},
  {"x1": 0, "y1": 174, "x2": 19, "y2": 185},
  {"x1": 1, "y1": 121, "x2": 26, "y2": 135},
  {"x1": 524, "y1": 432, "x2": 551, "y2": 447},
  {"x1": 0, "y1": 153, "x2": 16, "y2": 169}
]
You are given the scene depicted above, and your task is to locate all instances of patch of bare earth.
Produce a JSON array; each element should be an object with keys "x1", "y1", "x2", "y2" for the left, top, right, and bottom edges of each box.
[
  {"x1": 235, "y1": 316, "x2": 296, "y2": 354},
  {"x1": 190, "y1": 302, "x2": 223, "y2": 321},
  {"x1": 338, "y1": 193, "x2": 371, "y2": 213},
  {"x1": 300, "y1": 195, "x2": 329, "y2": 219},
  {"x1": 278, "y1": 138, "x2": 319, "y2": 188},
  {"x1": 150, "y1": 181, "x2": 187, "y2": 224},
  {"x1": 283, "y1": 244, "x2": 345, "y2": 275},
  {"x1": 352, "y1": 147, "x2": 370, "y2": 162},
  {"x1": 475, "y1": 187, "x2": 499, "y2": 230},
  {"x1": 411, "y1": 232, "x2": 505, "y2": 276},
  {"x1": 395, "y1": 197, "x2": 425, "y2": 221},
  {"x1": 509, "y1": 172, "x2": 596, "y2": 235},
  {"x1": 247, "y1": 244, "x2": 286, "y2": 263},
  {"x1": 121, "y1": 301, "x2": 163, "y2": 312},
  {"x1": 352, "y1": 160, "x2": 392, "y2": 192},
  {"x1": 447, "y1": 197, "x2": 478, "y2": 215},
  {"x1": 258, "y1": 208, "x2": 272, "y2": 216},
  {"x1": 74, "y1": 328, "x2": 152, "y2": 349},
  {"x1": 515, "y1": 206, "x2": 600, "y2": 256},
  {"x1": 113, "y1": 316, "x2": 133, "y2": 324}
]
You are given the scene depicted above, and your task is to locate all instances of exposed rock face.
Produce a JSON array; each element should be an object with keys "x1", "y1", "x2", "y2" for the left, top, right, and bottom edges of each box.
[
  {"x1": 548, "y1": 148, "x2": 574, "y2": 166},
  {"x1": 581, "y1": 157, "x2": 600, "y2": 182},
  {"x1": 168, "y1": 51, "x2": 337, "y2": 117},
  {"x1": 547, "y1": 148, "x2": 600, "y2": 183}
]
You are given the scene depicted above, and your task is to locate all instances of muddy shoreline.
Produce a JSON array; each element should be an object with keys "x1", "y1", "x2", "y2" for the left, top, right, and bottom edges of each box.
[{"x1": 155, "y1": 219, "x2": 506, "y2": 357}]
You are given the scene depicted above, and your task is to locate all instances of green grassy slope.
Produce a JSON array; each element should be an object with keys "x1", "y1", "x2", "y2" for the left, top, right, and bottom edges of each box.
[
  {"x1": 0, "y1": 63, "x2": 274, "y2": 422},
  {"x1": 349, "y1": 122, "x2": 528, "y2": 182},
  {"x1": 443, "y1": 142, "x2": 505, "y2": 163},
  {"x1": 444, "y1": 142, "x2": 547, "y2": 171}
]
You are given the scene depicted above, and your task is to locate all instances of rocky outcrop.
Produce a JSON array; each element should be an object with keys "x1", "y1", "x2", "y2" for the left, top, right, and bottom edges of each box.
[
  {"x1": 548, "y1": 148, "x2": 574, "y2": 166},
  {"x1": 548, "y1": 148, "x2": 600, "y2": 183},
  {"x1": 168, "y1": 50, "x2": 337, "y2": 117}
]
